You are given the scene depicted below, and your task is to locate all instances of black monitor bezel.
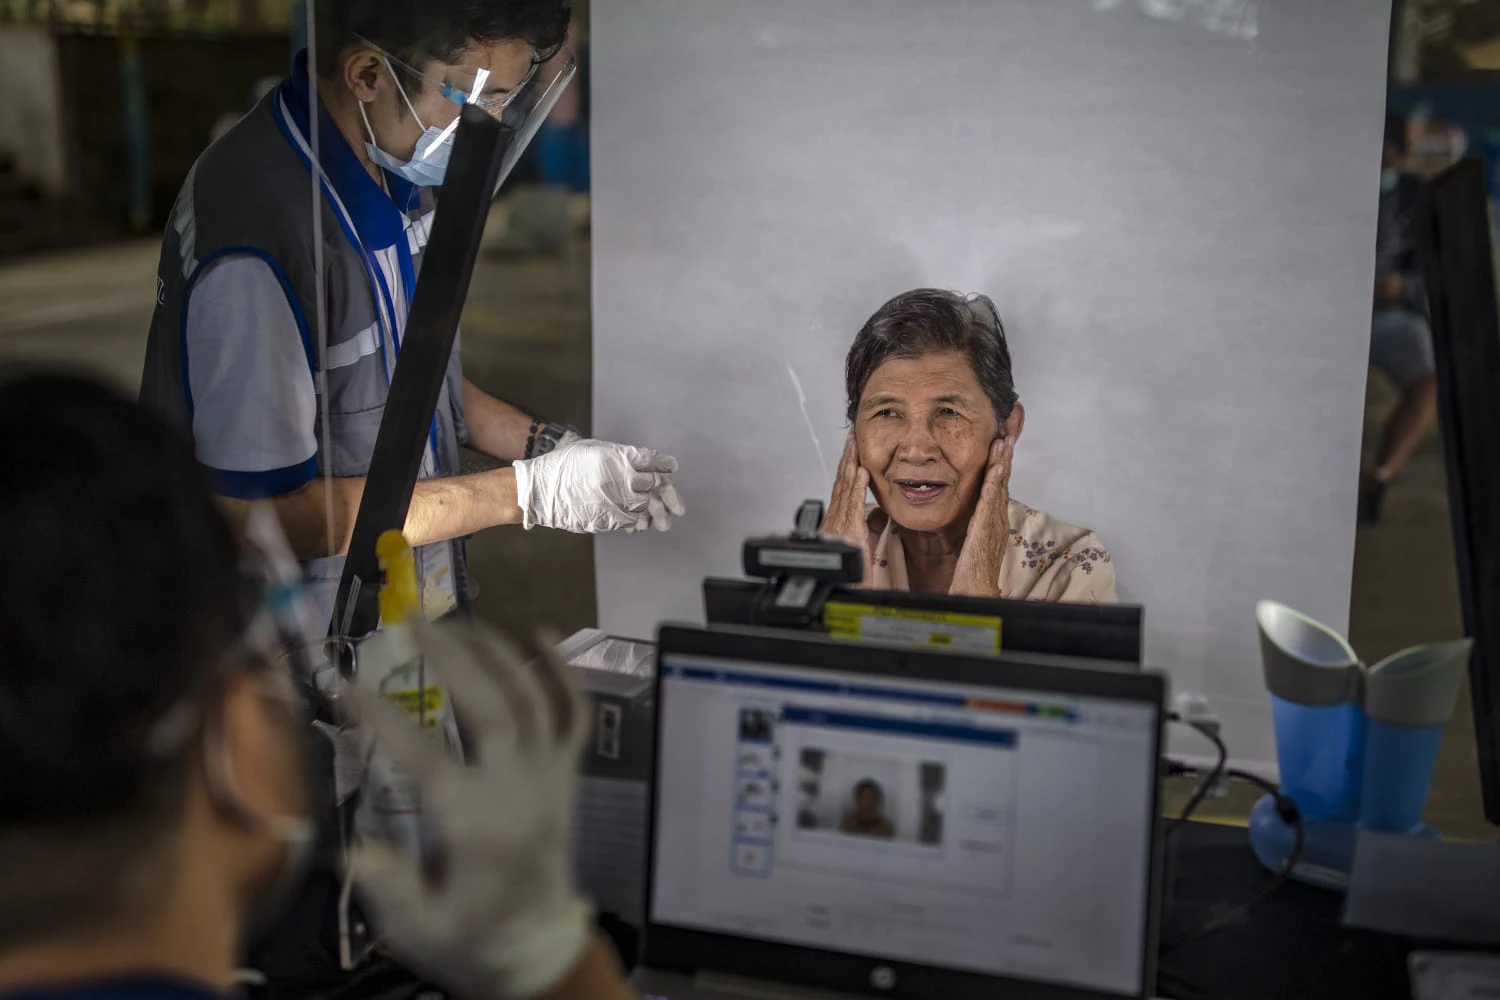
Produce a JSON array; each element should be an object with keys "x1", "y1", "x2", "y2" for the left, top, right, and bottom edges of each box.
[
  {"x1": 1420, "y1": 156, "x2": 1500, "y2": 824},
  {"x1": 703, "y1": 577, "x2": 1145, "y2": 665},
  {"x1": 643, "y1": 623, "x2": 1167, "y2": 1000}
]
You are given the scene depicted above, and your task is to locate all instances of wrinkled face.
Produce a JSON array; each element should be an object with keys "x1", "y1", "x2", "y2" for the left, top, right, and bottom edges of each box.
[
  {"x1": 856, "y1": 785, "x2": 883, "y2": 821},
  {"x1": 855, "y1": 351, "x2": 1000, "y2": 533}
]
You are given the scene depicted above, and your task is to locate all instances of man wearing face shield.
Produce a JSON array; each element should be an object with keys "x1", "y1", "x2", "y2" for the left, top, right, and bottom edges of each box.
[
  {"x1": 0, "y1": 374, "x2": 636, "y2": 1000},
  {"x1": 140, "y1": 0, "x2": 684, "y2": 629}
]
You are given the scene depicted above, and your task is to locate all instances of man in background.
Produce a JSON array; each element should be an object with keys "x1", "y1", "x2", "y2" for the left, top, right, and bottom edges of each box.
[
  {"x1": 1360, "y1": 112, "x2": 1437, "y2": 523},
  {"x1": 141, "y1": 0, "x2": 683, "y2": 629}
]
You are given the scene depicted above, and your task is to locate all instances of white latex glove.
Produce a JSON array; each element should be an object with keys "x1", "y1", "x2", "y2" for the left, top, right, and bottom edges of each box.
[
  {"x1": 513, "y1": 438, "x2": 686, "y2": 533},
  {"x1": 348, "y1": 619, "x2": 593, "y2": 1000}
]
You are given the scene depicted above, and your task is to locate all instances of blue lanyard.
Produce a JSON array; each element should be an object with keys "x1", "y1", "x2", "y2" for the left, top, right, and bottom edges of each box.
[
  {"x1": 364, "y1": 238, "x2": 444, "y2": 475},
  {"x1": 271, "y1": 92, "x2": 445, "y2": 478}
]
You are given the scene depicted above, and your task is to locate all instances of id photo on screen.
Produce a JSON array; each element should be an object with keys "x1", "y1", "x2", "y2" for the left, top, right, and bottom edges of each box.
[{"x1": 794, "y1": 748, "x2": 946, "y2": 847}]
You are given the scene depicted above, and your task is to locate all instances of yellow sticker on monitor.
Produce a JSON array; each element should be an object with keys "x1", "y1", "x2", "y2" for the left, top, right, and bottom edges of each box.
[{"x1": 822, "y1": 601, "x2": 1002, "y2": 654}]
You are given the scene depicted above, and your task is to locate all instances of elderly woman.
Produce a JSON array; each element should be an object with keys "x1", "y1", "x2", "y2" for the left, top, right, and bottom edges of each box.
[{"x1": 824, "y1": 288, "x2": 1116, "y2": 603}]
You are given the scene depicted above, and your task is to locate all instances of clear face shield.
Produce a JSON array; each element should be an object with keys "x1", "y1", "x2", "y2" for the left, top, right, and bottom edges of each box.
[
  {"x1": 128, "y1": 503, "x2": 338, "y2": 944},
  {"x1": 417, "y1": 48, "x2": 580, "y2": 195},
  {"x1": 353, "y1": 37, "x2": 578, "y2": 194},
  {"x1": 493, "y1": 53, "x2": 579, "y2": 194}
]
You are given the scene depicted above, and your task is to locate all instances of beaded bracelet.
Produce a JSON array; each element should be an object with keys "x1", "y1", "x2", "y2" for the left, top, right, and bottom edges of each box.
[{"x1": 524, "y1": 417, "x2": 543, "y2": 460}]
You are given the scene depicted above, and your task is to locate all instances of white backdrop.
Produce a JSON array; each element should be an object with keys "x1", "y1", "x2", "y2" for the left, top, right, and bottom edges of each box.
[{"x1": 590, "y1": 0, "x2": 1392, "y2": 768}]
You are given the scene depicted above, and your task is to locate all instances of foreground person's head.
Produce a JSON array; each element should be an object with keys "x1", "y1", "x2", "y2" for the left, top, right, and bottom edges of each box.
[
  {"x1": 845, "y1": 289, "x2": 1025, "y2": 535},
  {"x1": 0, "y1": 374, "x2": 310, "y2": 983}
]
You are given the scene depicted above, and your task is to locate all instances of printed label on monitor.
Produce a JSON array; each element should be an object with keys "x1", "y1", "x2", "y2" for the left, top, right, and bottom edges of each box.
[{"x1": 823, "y1": 602, "x2": 1002, "y2": 654}]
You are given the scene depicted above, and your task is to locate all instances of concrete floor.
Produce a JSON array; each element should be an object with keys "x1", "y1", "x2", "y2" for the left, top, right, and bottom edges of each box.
[{"x1": 1, "y1": 215, "x2": 1495, "y2": 841}]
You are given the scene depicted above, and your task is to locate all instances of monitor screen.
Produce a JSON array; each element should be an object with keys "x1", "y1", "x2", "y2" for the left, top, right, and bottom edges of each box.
[{"x1": 650, "y1": 652, "x2": 1160, "y2": 997}]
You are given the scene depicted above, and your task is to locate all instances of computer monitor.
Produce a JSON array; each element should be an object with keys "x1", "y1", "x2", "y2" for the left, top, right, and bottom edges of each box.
[
  {"x1": 645, "y1": 625, "x2": 1166, "y2": 999},
  {"x1": 1421, "y1": 157, "x2": 1500, "y2": 824},
  {"x1": 703, "y1": 577, "x2": 1144, "y2": 665}
]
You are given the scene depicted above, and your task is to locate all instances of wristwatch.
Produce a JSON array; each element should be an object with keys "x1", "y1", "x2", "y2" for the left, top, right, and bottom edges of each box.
[{"x1": 525, "y1": 419, "x2": 580, "y2": 459}]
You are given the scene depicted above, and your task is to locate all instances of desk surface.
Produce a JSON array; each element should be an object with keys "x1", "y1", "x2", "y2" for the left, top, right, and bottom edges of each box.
[
  {"x1": 1160, "y1": 822, "x2": 1446, "y2": 1000},
  {"x1": 252, "y1": 819, "x2": 1475, "y2": 1000},
  {"x1": 605, "y1": 820, "x2": 1474, "y2": 1000}
]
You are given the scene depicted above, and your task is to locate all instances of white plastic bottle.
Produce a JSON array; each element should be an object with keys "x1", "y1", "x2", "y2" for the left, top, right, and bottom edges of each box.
[{"x1": 354, "y1": 530, "x2": 463, "y2": 851}]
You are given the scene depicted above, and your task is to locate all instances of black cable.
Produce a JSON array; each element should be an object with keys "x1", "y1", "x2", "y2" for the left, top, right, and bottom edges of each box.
[
  {"x1": 1167, "y1": 712, "x2": 1228, "y2": 831},
  {"x1": 1161, "y1": 766, "x2": 1303, "y2": 953}
]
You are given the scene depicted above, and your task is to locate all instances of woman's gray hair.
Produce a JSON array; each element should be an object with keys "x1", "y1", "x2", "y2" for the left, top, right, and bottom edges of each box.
[{"x1": 844, "y1": 288, "x2": 1018, "y2": 423}]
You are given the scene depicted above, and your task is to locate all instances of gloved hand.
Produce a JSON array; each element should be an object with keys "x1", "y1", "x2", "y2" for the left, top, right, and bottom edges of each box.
[
  {"x1": 348, "y1": 619, "x2": 593, "y2": 1000},
  {"x1": 514, "y1": 438, "x2": 686, "y2": 533}
]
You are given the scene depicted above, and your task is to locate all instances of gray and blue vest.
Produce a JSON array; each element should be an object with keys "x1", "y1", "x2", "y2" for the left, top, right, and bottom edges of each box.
[{"x1": 141, "y1": 52, "x2": 471, "y2": 628}]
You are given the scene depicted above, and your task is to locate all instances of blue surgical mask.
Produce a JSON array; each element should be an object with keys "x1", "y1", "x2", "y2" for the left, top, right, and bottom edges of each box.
[
  {"x1": 361, "y1": 60, "x2": 457, "y2": 187},
  {"x1": 1380, "y1": 168, "x2": 1400, "y2": 194}
]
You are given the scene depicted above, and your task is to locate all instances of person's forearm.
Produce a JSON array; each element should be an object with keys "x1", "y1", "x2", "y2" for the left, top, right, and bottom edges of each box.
[
  {"x1": 404, "y1": 467, "x2": 522, "y2": 547},
  {"x1": 462, "y1": 377, "x2": 538, "y2": 462},
  {"x1": 536, "y1": 935, "x2": 636, "y2": 1000},
  {"x1": 219, "y1": 468, "x2": 522, "y2": 561}
]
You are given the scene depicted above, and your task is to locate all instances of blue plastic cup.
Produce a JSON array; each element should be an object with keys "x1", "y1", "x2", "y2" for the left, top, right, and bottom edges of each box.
[
  {"x1": 1272, "y1": 695, "x2": 1364, "y2": 821},
  {"x1": 1358, "y1": 640, "x2": 1471, "y2": 834},
  {"x1": 1257, "y1": 602, "x2": 1363, "y2": 820},
  {"x1": 1358, "y1": 718, "x2": 1446, "y2": 833}
]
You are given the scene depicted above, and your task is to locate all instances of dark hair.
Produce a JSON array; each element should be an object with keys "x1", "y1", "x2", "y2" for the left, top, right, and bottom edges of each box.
[
  {"x1": 845, "y1": 288, "x2": 1018, "y2": 425},
  {"x1": 0, "y1": 372, "x2": 256, "y2": 946},
  {"x1": 316, "y1": 0, "x2": 571, "y2": 84},
  {"x1": 854, "y1": 779, "x2": 885, "y2": 803},
  {"x1": 1385, "y1": 112, "x2": 1409, "y2": 155}
]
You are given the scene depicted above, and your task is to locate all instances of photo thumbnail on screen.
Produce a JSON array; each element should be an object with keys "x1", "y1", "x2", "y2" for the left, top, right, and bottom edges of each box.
[
  {"x1": 795, "y1": 748, "x2": 946, "y2": 847},
  {"x1": 740, "y1": 707, "x2": 777, "y2": 743}
]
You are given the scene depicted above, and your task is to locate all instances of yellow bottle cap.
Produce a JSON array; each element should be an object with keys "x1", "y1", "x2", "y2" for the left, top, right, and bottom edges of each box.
[{"x1": 376, "y1": 530, "x2": 420, "y2": 625}]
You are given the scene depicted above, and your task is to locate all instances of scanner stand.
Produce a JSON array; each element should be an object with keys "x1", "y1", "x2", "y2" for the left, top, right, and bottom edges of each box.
[{"x1": 741, "y1": 500, "x2": 865, "y2": 630}]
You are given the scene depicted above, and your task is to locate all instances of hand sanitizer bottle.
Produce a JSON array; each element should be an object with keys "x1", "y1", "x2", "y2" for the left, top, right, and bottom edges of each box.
[{"x1": 353, "y1": 531, "x2": 462, "y2": 850}]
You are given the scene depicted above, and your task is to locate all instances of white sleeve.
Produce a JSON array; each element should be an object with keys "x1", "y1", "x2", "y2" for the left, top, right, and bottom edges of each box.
[{"x1": 184, "y1": 254, "x2": 319, "y2": 498}]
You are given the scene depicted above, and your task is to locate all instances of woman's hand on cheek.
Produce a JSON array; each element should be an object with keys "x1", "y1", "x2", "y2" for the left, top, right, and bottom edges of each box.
[
  {"x1": 822, "y1": 432, "x2": 875, "y2": 587},
  {"x1": 950, "y1": 437, "x2": 1013, "y2": 598}
]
